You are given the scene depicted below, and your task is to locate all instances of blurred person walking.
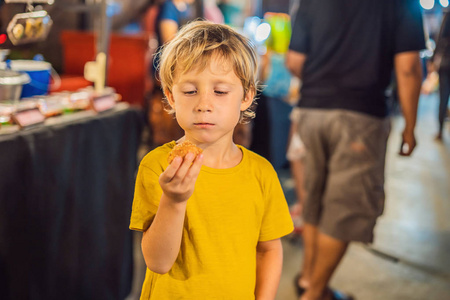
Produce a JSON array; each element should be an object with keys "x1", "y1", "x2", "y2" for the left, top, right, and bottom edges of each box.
[
  {"x1": 156, "y1": 0, "x2": 195, "y2": 45},
  {"x1": 432, "y1": 9, "x2": 450, "y2": 141},
  {"x1": 286, "y1": 1, "x2": 425, "y2": 300},
  {"x1": 144, "y1": 0, "x2": 196, "y2": 148}
]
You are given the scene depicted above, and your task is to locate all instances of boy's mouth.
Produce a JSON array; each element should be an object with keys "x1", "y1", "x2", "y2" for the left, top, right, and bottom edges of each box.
[{"x1": 194, "y1": 122, "x2": 214, "y2": 128}]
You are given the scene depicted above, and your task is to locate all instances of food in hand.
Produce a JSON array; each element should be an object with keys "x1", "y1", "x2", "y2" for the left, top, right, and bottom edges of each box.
[{"x1": 168, "y1": 140, "x2": 203, "y2": 164}]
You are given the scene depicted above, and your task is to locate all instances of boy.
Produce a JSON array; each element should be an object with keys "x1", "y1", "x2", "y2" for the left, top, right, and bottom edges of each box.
[{"x1": 130, "y1": 20, "x2": 293, "y2": 299}]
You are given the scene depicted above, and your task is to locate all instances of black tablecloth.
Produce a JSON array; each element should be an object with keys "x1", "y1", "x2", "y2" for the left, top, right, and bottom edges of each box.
[{"x1": 0, "y1": 105, "x2": 145, "y2": 300}]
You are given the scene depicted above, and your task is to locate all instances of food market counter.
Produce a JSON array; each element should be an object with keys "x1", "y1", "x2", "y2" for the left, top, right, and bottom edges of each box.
[{"x1": 0, "y1": 103, "x2": 144, "y2": 300}]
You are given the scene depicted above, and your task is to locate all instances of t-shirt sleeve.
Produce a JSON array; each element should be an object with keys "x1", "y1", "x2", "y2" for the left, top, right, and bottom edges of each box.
[
  {"x1": 129, "y1": 161, "x2": 163, "y2": 232},
  {"x1": 159, "y1": 1, "x2": 179, "y2": 23},
  {"x1": 259, "y1": 164, "x2": 294, "y2": 242},
  {"x1": 394, "y1": 0, "x2": 426, "y2": 54},
  {"x1": 288, "y1": 0, "x2": 311, "y2": 54}
]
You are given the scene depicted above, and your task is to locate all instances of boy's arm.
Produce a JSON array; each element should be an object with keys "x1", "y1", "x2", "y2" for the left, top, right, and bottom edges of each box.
[
  {"x1": 141, "y1": 153, "x2": 203, "y2": 274},
  {"x1": 255, "y1": 238, "x2": 283, "y2": 300},
  {"x1": 141, "y1": 194, "x2": 187, "y2": 274}
]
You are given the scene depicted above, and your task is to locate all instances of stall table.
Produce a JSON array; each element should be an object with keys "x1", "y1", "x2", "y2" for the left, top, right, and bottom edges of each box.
[{"x1": 0, "y1": 103, "x2": 144, "y2": 300}]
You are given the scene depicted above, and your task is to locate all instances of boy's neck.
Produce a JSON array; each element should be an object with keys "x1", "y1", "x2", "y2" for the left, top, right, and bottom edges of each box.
[{"x1": 203, "y1": 145, "x2": 242, "y2": 169}]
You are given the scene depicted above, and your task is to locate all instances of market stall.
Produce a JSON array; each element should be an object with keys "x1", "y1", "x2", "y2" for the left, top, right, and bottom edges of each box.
[
  {"x1": 0, "y1": 103, "x2": 144, "y2": 299},
  {"x1": 0, "y1": 1, "x2": 145, "y2": 299}
]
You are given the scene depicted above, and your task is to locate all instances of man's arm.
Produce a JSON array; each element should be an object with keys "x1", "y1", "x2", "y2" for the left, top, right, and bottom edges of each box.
[
  {"x1": 394, "y1": 51, "x2": 423, "y2": 156},
  {"x1": 433, "y1": 12, "x2": 449, "y2": 65},
  {"x1": 285, "y1": 50, "x2": 307, "y2": 79},
  {"x1": 255, "y1": 238, "x2": 283, "y2": 300}
]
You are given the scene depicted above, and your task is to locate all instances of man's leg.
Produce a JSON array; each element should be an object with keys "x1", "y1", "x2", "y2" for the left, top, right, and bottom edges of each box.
[
  {"x1": 297, "y1": 223, "x2": 318, "y2": 289},
  {"x1": 294, "y1": 109, "x2": 346, "y2": 299},
  {"x1": 437, "y1": 70, "x2": 450, "y2": 140},
  {"x1": 300, "y1": 229, "x2": 348, "y2": 300},
  {"x1": 290, "y1": 158, "x2": 306, "y2": 204}
]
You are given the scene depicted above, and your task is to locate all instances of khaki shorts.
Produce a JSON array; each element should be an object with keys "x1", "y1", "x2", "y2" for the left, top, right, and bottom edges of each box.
[{"x1": 297, "y1": 109, "x2": 391, "y2": 243}]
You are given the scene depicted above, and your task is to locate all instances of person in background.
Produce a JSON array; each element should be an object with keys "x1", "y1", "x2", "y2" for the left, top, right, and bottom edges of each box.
[
  {"x1": 420, "y1": 59, "x2": 439, "y2": 95},
  {"x1": 286, "y1": 105, "x2": 306, "y2": 234},
  {"x1": 218, "y1": 0, "x2": 254, "y2": 27},
  {"x1": 286, "y1": 1, "x2": 425, "y2": 300},
  {"x1": 432, "y1": 9, "x2": 450, "y2": 141},
  {"x1": 156, "y1": 0, "x2": 195, "y2": 46},
  {"x1": 286, "y1": 1, "x2": 306, "y2": 235},
  {"x1": 204, "y1": 0, "x2": 225, "y2": 24},
  {"x1": 144, "y1": 0, "x2": 196, "y2": 148},
  {"x1": 130, "y1": 21, "x2": 293, "y2": 299}
]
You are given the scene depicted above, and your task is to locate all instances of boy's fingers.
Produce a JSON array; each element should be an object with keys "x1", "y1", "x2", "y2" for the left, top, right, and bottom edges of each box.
[
  {"x1": 184, "y1": 153, "x2": 204, "y2": 182},
  {"x1": 161, "y1": 152, "x2": 202, "y2": 184},
  {"x1": 178, "y1": 153, "x2": 195, "y2": 172},
  {"x1": 160, "y1": 156, "x2": 182, "y2": 183},
  {"x1": 193, "y1": 153, "x2": 204, "y2": 169},
  {"x1": 169, "y1": 152, "x2": 196, "y2": 180}
]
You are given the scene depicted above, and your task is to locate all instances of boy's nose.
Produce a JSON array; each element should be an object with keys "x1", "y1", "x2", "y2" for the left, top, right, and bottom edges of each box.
[{"x1": 195, "y1": 93, "x2": 213, "y2": 112}]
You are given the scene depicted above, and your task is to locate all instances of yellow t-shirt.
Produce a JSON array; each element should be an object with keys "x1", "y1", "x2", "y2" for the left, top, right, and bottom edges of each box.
[{"x1": 130, "y1": 141, "x2": 293, "y2": 300}]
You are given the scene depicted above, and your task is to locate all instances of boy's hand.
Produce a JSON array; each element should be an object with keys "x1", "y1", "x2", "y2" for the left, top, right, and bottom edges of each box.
[{"x1": 159, "y1": 152, "x2": 204, "y2": 203}]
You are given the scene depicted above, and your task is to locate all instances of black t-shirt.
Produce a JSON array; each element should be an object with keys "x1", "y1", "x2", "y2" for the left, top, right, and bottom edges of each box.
[{"x1": 289, "y1": 0, "x2": 426, "y2": 118}]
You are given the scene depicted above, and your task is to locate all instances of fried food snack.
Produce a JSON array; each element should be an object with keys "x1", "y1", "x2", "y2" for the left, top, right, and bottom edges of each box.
[{"x1": 168, "y1": 140, "x2": 203, "y2": 164}]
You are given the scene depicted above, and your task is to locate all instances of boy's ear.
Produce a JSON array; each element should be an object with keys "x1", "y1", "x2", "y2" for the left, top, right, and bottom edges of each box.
[
  {"x1": 240, "y1": 88, "x2": 255, "y2": 111},
  {"x1": 165, "y1": 88, "x2": 175, "y2": 109}
]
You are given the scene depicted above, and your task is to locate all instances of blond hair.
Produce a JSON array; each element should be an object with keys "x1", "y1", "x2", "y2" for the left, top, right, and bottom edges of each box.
[{"x1": 155, "y1": 20, "x2": 259, "y2": 123}]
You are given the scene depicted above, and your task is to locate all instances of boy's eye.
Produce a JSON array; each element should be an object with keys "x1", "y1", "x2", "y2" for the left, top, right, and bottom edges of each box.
[
  {"x1": 183, "y1": 90, "x2": 197, "y2": 95},
  {"x1": 214, "y1": 90, "x2": 228, "y2": 95}
]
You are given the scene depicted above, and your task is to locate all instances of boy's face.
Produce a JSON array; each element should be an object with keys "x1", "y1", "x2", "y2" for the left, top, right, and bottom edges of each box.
[{"x1": 165, "y1": 55, "x2": 253, "y2": 146}]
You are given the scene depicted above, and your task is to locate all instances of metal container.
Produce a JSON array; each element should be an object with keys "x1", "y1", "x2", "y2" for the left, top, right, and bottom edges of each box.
[{"x1": 0, "y1": 69, "x2": 30, "y2": 101}]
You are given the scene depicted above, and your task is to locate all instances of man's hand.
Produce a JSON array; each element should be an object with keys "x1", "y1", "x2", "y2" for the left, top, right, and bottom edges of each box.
[
  {"x1": 159, "y1": 152, "x2": 204, "y2": 203},
  {"x1": 399, "y1": 129, "x2": 416, "y2": 156},
  {"x1": 285, "y1": 50, "x2": 307, "y2": 79}
]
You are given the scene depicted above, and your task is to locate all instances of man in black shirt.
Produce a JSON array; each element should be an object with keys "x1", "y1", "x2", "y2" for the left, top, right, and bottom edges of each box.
[
  {"x1": 286, "y1": 1, "x2": 425, "y2": 299},
  {"x1": 433, "y1": 10, "x2": 450, "y2": 141}
]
